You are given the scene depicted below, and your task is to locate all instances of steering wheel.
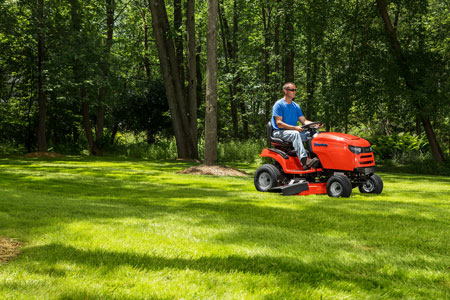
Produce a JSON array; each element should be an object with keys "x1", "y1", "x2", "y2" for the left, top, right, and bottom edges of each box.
[{"x1": 301, "y1": 122, "x2": 322, "y2": 130}]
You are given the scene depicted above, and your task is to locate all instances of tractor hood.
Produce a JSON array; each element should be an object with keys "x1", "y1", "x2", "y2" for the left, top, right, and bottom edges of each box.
[{"x1": 313, "y1": 132, "x2": 371, "y2": 147}]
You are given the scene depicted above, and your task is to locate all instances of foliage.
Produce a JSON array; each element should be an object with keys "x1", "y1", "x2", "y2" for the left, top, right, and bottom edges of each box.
[
  {"x1": 109, "y1": 136, "x2": 265, "y2": 163},
  {"x1": 109, "y1": 80, "x2": 172, "y2": 143},
  {"x1": 111, "y1": 138, "x2": 178, "y2": 160},
  {"x1": 216, "y1": 139, "x2": 265, "y2": 163},
  {"x1": 370, "y1": 132, "x2": 429, "y2": 160},
  {"x1": 0, "y1": 157, "x2": 449, "y2": 299},
  {"x1": 0, "y1": 0, "x2": 448, "y2": 162}
]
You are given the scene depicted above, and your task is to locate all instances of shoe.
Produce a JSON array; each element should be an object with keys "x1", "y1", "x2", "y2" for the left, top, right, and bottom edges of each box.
[{"x1": 300, "y1": 157, "x2": 320, "y2": 170}]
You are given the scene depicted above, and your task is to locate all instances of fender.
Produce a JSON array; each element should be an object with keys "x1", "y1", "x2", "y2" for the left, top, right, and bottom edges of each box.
[{"x1": 260, "y1": 149, "x2": 319, "y2": 174}]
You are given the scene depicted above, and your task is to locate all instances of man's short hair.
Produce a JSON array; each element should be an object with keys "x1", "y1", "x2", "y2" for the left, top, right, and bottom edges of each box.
[{"x1": 283, "y1": 82, "x2": 295, "y2": 90}]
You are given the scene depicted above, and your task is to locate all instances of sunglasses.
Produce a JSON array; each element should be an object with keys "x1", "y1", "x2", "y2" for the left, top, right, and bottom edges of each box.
[{"x1": 285, "y1": 88, "x2": 297, "y2": 91}]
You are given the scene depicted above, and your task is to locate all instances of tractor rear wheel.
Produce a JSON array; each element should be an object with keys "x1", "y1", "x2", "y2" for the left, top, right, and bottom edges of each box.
[
  {"x1": 359, "y1": 174, "x2": 383, "y2": 194},
  {"x1": 254, "y1": 164, "x2": 281, "y2": 192},
  {"x1": 326, "y1": 175, "x2": 352, "y2": 197}
]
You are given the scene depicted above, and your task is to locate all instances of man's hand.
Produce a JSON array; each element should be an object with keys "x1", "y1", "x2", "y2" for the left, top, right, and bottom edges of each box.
[{"x1": 294, "y1": 126, "x2": 304, "y2": 132}]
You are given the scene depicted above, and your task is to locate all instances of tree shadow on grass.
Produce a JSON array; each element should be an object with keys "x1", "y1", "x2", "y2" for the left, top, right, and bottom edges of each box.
[
  {"x1": 0, "y1": 280, "x2": 173, "y2": 300},
  {"x1": 20, "y1": 243, "x2": 394, "y2": 295},
  {"x1": 1, "y1": 158, "x2": 449, "y2": 298},
  {"x1": 380, "y1": 172, "x2": 450, "y2": 185},
  {"x1": 1, "y1": 164, "x2": 448, "y2": 253}
]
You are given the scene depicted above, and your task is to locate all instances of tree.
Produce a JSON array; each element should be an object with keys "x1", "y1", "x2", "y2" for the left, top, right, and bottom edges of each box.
[
  {"x1": 204, "y1": 0, "x2": 218, "y2": 165},
  {"x1": 375, "y1": 0, "x2": 445, "y2": 163},
  {"x1": 37, "y1": 0, "x2": 47, "y2": 152},
  {"x1": 149, "y1": 0, "x2": 199, "y2": 159}
]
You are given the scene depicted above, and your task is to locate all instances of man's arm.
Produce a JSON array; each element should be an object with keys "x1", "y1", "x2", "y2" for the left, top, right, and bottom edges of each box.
[
  {"x1": 299, "y1": 116, "x2": 323, "y2": 128},
  {"x1": 299, "y1": 116, "x2": 310, "y2": 125},
  {"x1": 275, "y1": 116, "x2": 303, "y2": 132}
]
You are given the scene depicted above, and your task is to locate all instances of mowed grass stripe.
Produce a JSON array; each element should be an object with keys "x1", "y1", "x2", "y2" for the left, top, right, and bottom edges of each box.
[{"x1": 0, "y1": 157, "x2": 449, "y2": 299}]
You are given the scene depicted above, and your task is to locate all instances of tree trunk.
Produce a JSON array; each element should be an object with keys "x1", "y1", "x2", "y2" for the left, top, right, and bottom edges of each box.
[
  {"x1": 140, "y1": 8, "x2": 151, "y2": 80},
  {"x1": 26, "y1": 84, "x2": 34, "y2": 153},
  {"x1": 174, "y1": 0, "x2": 184, "y2": 86},
  {"x1": 283, "y1": 0, "x2": 294, "y2": 82},
  {"x1": 420, "y1": 115, "x2": 445, "y2": 162},
  {"x1": 91, "y1": 0, "x2": 114, "y2": 156},
  {"x1": 186, "y1": 0, "x2": 198, "y2": 153},
  {"x1": 273, "y1": 0, "x2": 280, "y2": 110},
  {"x1": 219, "y1": 0, "x2": 238, "y2": 138},
  {"x1": 37, "y1": 0, "x2": 47, "y2": 152},
  {"x1": 232, "y1": 0, "x2": 245, "y2": 139},
  {"x1": 196, "y1": 30, "x2": 203, "y2": 109},
  {"x1": 82, "y1": 100, "x2": 95, "y2": 154},
  {"x1": 149, "y1": 0, "x2": 198, "y2": 159},
  {"x1": 375, "y1": 0, "x2": 445, "y2": 163},
  {"x1": 95, "y1": 104, "x2": 105, "y2": 155},
  {"x1": 305, "y1": 29, "x2": 312, "y2": 118},
  {"x1": 110, "y1": 123, "x2": 118, "y2": 145},
  {"x1": 262, "y1": 3, "x2": 271, "y2": 122},
  {"x1": 204, "y1": 0, "x2": 218, "y2": 165}
]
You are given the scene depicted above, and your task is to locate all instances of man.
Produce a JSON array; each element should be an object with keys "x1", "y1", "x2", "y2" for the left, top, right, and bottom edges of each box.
[{"x1": 271, "y1": 82, "x2": 321, "y2": 170}]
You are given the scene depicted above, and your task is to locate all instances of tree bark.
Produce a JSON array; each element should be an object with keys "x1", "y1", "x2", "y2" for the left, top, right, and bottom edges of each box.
[
  {"x1": 262, "y1": 2, "x2": 271, "y2": 122},
  {"x1": 95, "y1": 104, "x2": 105, "y2": 155},
  {"x1": 149, "y1": 0, "x2": 198, "y2": 159},
  {"x1": 174, "y1": 0, "x2": 184, "y2": 86},
  {"x1": 273, "y1": 0, "x2": 280, "y2": 111},
  {"x1": 140, "y1": 8, "x2": 151, "y2": 79},
  {"x1": 196, "y1": 30, "x2": 203, "y2": 109},
  {"x1": 186, "y1": 0, "x2": 198, "y2": 153},
  {"x1": 283, "y1": 0, "x2": 294, "y2": 82},
  {"x1": 37, "y1": 0, "x2": 47, "y2": 152},
  {"x1": 82, "y1": 100, "x2": 95, "y2": 154},
  {"x1": 232, "y1": 0, "x2": 245, "y2": 139},
  {"x1": 218, "y1": 0, "x2": 238, "y2": 138},
  {"x1": 204, "y1": 0, "x2": 218, "y2": 165},
  {"x1": 375, "y1": 0, "x2": 445, "y2": 163},
  {"x1": 92, "y1": 0, "x2": 114, "y2": 156},
  {"x1": 305, "y1": 29, "x2": 312, "y2": 118},
  {"x1": 110, "y1": 123, "x2": 118, "y2": 145}
]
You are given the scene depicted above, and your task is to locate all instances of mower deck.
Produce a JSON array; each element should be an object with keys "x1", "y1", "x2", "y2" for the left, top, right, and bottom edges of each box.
[{"x1": 270, "y1": 181, "x2": 327, "y2": 196}]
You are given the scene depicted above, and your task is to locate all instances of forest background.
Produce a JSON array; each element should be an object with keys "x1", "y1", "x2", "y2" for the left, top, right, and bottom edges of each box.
[{"x1": 0, "y1": 0, "x2": 449, "y2": 173}]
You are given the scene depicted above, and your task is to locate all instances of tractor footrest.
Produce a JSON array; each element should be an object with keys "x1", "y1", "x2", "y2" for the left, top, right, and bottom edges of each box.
[{"x1": 270, "y1": 180, "x2": 309, "y2": 196}]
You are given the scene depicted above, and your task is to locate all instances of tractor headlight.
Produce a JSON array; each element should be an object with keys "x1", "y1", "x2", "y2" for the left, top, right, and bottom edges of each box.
[
  {"x1": 349, "y1": 145, "x2": 362, "y2": 154},
  {"x1": 349, "y1": 145, "x2": 373, "y2": 154}
]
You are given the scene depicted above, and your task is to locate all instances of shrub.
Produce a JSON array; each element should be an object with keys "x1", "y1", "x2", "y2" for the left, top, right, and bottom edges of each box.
[
  {"x1": 217, "y1": 139, "x2": 265, "y2": 163},
  {"x1": 108, "y1": 136, "x2": 265, "y2": 164},
  {"x1": 370, "y1": 133, "x2": 429, "y2": 160}
]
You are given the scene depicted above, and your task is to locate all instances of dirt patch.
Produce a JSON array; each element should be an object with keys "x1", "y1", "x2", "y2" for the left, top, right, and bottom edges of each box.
[
  {"x1": 177, "y1": 164, "x2": 248, "y2": 177},
  {"x1": 23, "y1": 151, "x2": 65, "y2": 158},
  {"x1": 0, "y1": 238, "x2": 22, "y2": 264}
]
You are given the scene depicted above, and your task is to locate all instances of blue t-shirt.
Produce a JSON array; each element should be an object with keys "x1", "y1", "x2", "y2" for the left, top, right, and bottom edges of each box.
[{"x1": 271, "y1": 98, "x2": 304, "y2": 130}]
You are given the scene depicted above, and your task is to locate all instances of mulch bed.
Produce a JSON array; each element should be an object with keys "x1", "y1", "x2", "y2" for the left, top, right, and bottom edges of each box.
[
  {"x1": 23, "y1": 151, "x2": 65, "y2": 158},
  {"x1": 0, "y1": 237, "x2": 22, "y2": 264},
  {"x1": 177, "y1": 164, "x2": 248, "y2": 177}
]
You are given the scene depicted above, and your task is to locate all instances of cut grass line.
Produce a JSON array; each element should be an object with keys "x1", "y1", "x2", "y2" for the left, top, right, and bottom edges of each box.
[{"x1": 0, "y1": 157, "x2": 449, "y2": 299}]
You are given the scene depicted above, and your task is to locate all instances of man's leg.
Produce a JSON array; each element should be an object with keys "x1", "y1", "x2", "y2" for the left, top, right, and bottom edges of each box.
[
  {"x1": 273, "y1": 130, "x2": 308, "y2": 159},
  {"x1": 273, "y1": 130, "x2": 319, "y2": 169}
]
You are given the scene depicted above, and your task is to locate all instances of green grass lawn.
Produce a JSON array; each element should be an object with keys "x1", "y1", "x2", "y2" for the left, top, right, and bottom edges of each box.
[{"x1": 0, "y1": 156, "x2": 449, "y2": 299}]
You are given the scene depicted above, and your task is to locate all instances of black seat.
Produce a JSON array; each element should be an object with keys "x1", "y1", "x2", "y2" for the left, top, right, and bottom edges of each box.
[
  {"x1": 266, "y1": 121, "x2": 295, "y2": 152},
  {"x1": 267, "y1": 121, "x2": 317, "y2": 156}
]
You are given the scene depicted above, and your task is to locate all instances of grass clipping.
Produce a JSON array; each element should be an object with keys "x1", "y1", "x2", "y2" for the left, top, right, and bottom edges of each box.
[
  {"x1": 178, "y1": 164, "x2": 248, "y2": 177},
  {"x1": 0, "y1": 238, "x2": 22, "y2": 264}
]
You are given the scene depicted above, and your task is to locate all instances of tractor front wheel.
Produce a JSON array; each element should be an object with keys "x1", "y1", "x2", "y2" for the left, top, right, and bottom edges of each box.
[
  {"x1": 359, "y1": 174, "x2": 383, "y2": 194},
  {"x1": 254, "y1": 164, "x2": 281, "y2": 192},
  {"x1": 326, "y1": 175, "x2": 352, "y2": 198}
]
